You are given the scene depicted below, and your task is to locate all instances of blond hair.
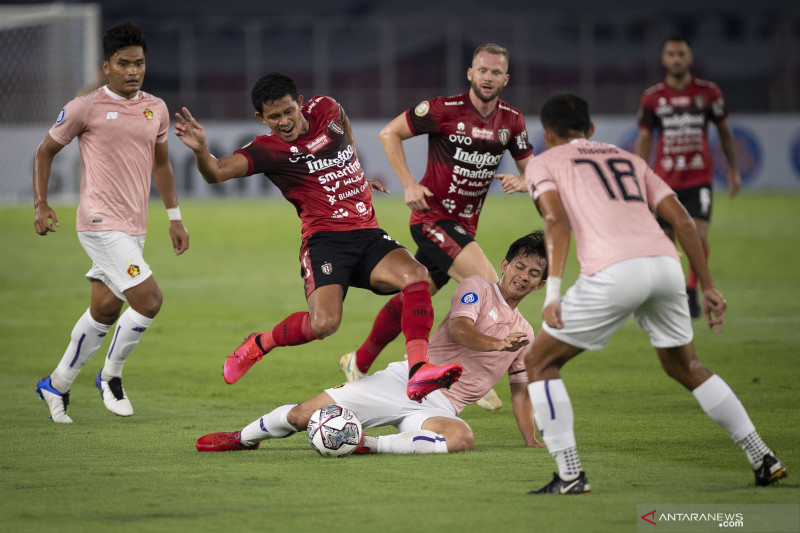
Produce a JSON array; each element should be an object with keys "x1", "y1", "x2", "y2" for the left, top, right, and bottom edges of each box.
[{"x1": 472, "y1": 43, "x2": 509, "y2": 62}]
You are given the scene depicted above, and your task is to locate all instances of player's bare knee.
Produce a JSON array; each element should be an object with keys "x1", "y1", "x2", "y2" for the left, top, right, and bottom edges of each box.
[
  {"x1": 398, "y1": 263, "x2": 429, "y2": 287},
  {"x1": 310, "y1": 314, "x2": 340, "y2": 338},
  {"x1": 445, "y1": 427, "x2": 475, "y2": 452},
  {"x1": 136, "y1": 291, "x2": 163, "y2": 318}
]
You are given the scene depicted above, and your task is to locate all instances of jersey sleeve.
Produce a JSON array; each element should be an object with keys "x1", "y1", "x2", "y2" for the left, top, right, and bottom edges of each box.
[
  {"x1": 509, "y1": 114, "x2": 533, "y2": 160},
  {"x1": 155, "y1": 98, "x2": 169, "y2": 143},
  {"x1": 234, "y1": 137, "x2": 272, "y2": 177},
  {"x1": 640, "y1": 160, "x2": 676, "y2": 211},
  {"x1": 47, "y1": 97, "x2": 88, "y2": 146},
  {"x1": 637, "y1": 91, "x2": 657, "y2": 130},
  {"x1": 708, "y1": 83, "x2": 728, "y2": 125},
  {"x1": 405, "y1": 97, "x2": 445, "y2": 137},
  {"x1": 448, "y1": 276, "x2": 488, "y2": 323},
  {"x1": 525, "y1": 155, "x2": 557, "y2": 201}
]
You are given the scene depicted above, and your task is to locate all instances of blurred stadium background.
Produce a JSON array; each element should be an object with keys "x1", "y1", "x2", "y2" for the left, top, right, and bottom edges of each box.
[{"x1": 2, "y1": 0, "x2": 799, "y2": 200}]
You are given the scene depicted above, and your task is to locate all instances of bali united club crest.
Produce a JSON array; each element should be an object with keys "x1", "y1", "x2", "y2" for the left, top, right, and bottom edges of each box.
[
  {"x1": 328, "y1": 120, "x2": 344, "y2": 135},
  {"x1": 321, "y1": 262, "x2": 333, "y2": 275},
  {"x1": 498, "y1": 128, "x2": 510, "y2": 146}
]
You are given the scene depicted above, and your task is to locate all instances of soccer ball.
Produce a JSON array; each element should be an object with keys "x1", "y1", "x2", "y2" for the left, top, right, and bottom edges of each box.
[{"x1": 307, "y1": 404, "x2": 362, "y2": 457}]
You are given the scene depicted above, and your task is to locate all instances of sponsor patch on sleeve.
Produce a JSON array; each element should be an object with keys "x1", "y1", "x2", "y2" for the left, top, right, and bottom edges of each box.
[
  {"x1": 56, "y1": 108, "x2": 66, "y2": 124},
  {"x1": 460, "y1": 292, "x2": 478, "y2": 304},
  {"x1": 414, "y1": 101, "x2": 430, "y2": 117}
]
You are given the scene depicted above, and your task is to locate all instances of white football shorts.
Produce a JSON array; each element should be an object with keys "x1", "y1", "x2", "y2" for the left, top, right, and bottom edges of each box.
[
  {"x1": 78, "y1": 230, "x2": 152, "y2": 300},
  {"x1": 543, "y1": 255, "x2": 694, "y2": 350},
  {"x1": 326, "y1": 361, "x2": 461, "y2": 433}
]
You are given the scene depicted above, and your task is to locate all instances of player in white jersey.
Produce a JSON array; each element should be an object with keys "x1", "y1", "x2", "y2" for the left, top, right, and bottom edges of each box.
[
  {"x1": 522, "y1": 93, "x2": 785, "y2": 493},
  {"x1": 32, "y1": 23, "x2": 190, "y2": 423},
  {"x1": 195, "y1": 232, "x2": 549, "y2": 454}
]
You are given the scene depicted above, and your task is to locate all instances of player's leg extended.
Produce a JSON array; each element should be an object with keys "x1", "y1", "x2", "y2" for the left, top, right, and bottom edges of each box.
[
  {"x1": 526, "y1": 331, "x2": 590, "y2": 494},
  {"x1": 358, "y1": 418, "x2": 464, "y2": 455},
  {"x1": 196, "y1": 393, "x2": 337, "y2": 452},
  {"x1": 657, "y1": 343, "x2": 787, "y2": 486},
  {"x1": 92, "y1": 277, "x2": 161, "y2": 417},
  {"x1": 369, "y1": 248, "x2": 461, "y2": 402},
  {"x1": 36, "y1": 280, "x2": 121, "y2": 423},
  {"x1": 342, "y1": 277, "x2": 439, "y2": 381},
  {"x1": 221, "y1": 288, "x2": 337, "y2": 384}
]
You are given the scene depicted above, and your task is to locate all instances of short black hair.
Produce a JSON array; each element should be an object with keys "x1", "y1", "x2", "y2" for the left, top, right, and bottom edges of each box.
[
  {"x1": 251, "y1": 73, "x2": 300, "y2": 112},
  {"x1": 505, "y1": 229, "x2": 548, "y2": 279},
  {"x1": 540, "y1": 92, "x2": 591, "y2": 139},
  {"x1": 663, "y1": 35, "x2": 692, "y2": 49},
  {"x1": 103, "y1": 22, "x2": 147, "y2": 61}
]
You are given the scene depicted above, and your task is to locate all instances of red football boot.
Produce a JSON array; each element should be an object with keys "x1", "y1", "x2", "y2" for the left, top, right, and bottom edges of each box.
[
  {"x1": 195, "y1": 431, "x2": 260, "y2": 452},
  {"x1": 223, "y1": 333, "x2": 267, "y2": 384},
  {"x1": 406, "y1": 362, "x2": 462, "y2": 403}
]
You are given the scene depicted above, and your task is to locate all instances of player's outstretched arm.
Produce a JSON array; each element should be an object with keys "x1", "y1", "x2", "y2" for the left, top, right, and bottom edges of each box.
[
  {"x1": 32, "y1": 134, "x2": 65, "y2": 236},
  {"x1": 656, "y1": 195, "x2": 726, "y2": 332},
  {"x1": 174, "y1": 107, "x2": 248, "y2": 184}
]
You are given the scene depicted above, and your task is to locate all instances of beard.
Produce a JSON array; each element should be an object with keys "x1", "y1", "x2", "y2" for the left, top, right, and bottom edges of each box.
[{"x1": 471, "y1": 79, "x2": 503, "y2": 103}]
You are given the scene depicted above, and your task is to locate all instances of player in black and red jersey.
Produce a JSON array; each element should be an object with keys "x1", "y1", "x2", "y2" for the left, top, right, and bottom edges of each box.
[
  {"x1": 338, "y1": 44, "x2": 533, "y2": 411},
  {"x1": 634, "y1": 36, "x2": 741, "y2": 318},
  {"x1": 174, "y1": 73, "x2": 461, "y2": 402}
]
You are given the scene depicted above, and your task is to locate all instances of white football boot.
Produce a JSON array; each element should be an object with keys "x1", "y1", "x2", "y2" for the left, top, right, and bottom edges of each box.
[
  {"x1": 36, "y1": 376, "x2": 73, "y2": 423},
  {"x1": 95, "y1": 371, "x2": 133, "y2": 417},
  {"x1": 338, "y1": 352, "x2": 367, "y2": 382}
]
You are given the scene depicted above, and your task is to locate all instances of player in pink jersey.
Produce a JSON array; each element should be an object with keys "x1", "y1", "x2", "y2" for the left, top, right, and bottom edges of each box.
[
  {"x1": 339, "y1": 43, "x2": 533, "y2": 412},
  {"x1": 194, "y1": 232, "x2": 548, "y2": 454},
  {"x1": 523, "y1": 93, "x2": 785, "y2": 494},
  {"x1": 635, "y1": 36, "x2": 742, "y2": 318},
  {"x1": 174, "y1": 73, "x2": 460, "y2": 402},
  {"x1": 33, "y1": 23, "x2": 190, "y2": 423}
]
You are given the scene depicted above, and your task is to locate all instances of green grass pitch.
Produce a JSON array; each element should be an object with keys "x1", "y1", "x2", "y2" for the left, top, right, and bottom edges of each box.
[{"x1": 1, "y1": 192, "x2": 798, "y2": 532}]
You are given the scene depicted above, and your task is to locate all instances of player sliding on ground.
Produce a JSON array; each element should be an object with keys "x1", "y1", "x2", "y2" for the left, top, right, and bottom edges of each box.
[
  {"x1": 196, "y1": 232, "x2": 548, "y2": 454},
  {"x1": 523, "y1": 93, "x2": 786, "y2": 494}
]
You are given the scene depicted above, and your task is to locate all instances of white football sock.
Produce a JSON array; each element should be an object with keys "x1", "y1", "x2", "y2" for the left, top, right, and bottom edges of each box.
[
  {"x1": 691, "y1": 374, "x2": 769, "y2": 468},
  {"x1": 240, "y1": 404, "x2": 298, "y2": 445},
  {"x1": 692, "y1": 374, "x2": 756, "y2": 443},
  {"x1": 376, "y1": 430, "x2": 448, "y2": 454},
  {"x1": 737, "y1": 431, "x2": 773, "y2": 469},
  {"x1": 101, "y1": 308, "x2": 153, "y2": 380},
  {"x1": 51, "y1": 308, "x2": 111, "y2": 392},
  {"x1": 529, "y1": 379, "x2": 582, "y2": 480}
]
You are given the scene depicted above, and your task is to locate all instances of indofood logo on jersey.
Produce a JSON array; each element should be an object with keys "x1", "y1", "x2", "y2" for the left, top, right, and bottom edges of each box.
[
  {"x1": 453, "y1": 147, "x2": 502, "y2": 169},
  {"x1": 305, "y1": 145, "x2": 355, "y2": 172}
]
